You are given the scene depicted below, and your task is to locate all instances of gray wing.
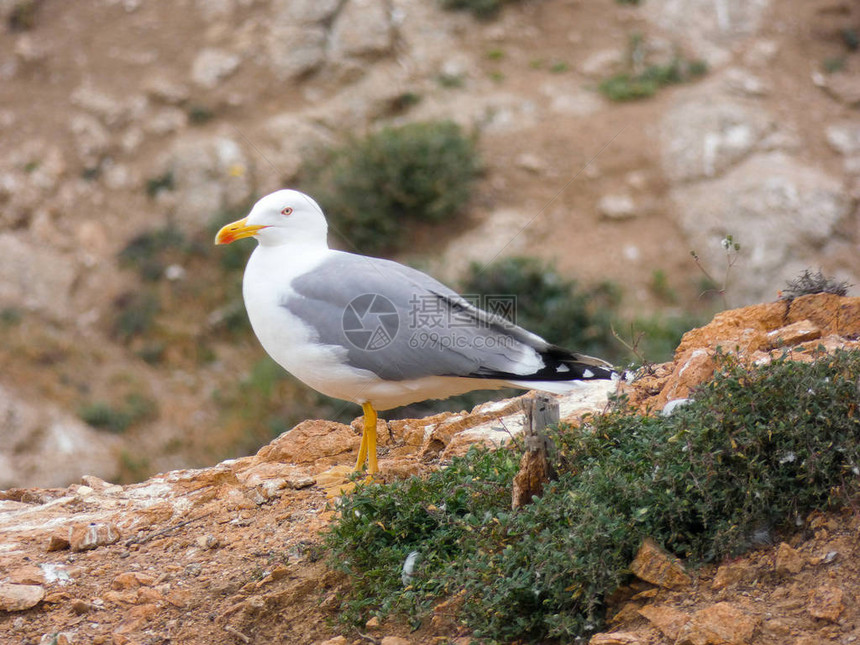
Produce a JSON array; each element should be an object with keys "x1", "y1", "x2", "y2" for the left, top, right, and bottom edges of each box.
[{"x1": 286, "y1": 252, "x2": 613, "y2": 382}]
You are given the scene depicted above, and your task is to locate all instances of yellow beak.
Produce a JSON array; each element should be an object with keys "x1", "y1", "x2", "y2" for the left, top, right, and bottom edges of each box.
[{"x1": 214, "y1": 217, "x2": 267, "y2": 245}]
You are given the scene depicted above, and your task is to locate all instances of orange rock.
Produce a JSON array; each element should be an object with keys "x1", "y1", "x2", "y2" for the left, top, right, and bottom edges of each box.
[
  {"x1": 380, "y1": 637, "x2": 411, "y2": 645},
  {"x1": 0, "y1": 582, "x2": 45, "y2": 611},
  {"x1": 655, "y1": 348, "x2": 715, "y2": 410},
  {"x1": 711, "y1": 562, "x2": 752, "y2": 590},
  {"x1": 674, "y1": 302, "x2": 786, "y2": 358},
  {"x1": 102, "y1": 590, "x2": 139, "y2": 605},
  {"x1": 629, "y1": 538, "x2": 692, "y2": 589},
  {"x1": 318, "y1": 637, "x2": 348, "y2": 645},
  {"x1": 8, "y1": 564, "x2": 44, "y2": 585},
  {"x1": 114, "y1": 602, "x2": 158, "y2": 634},
  {"x1": 47, "y1": 531, "x2": 71, "y2": 551},
  {"x1": 766, "y1": 319, "x2": 821, "y2": 349},
  {"x1": 137, "y1": 586, "x2": 164, "y2": 604},
  {"x1": 787, "y1": 294, "x2": 860, "y2": 337},
  {"x1": 638, "y1": 604, "x2": 691, "y2": 640},
  {"x1": 774, "y1": 542, "x2": 805, "y2": 575},
  {"x1": 807, "y1": 585, "x2": 843, "y2": 622},
  {"x1": 111, "y1": 572, "x2": 156, "y2": 590},
  {"x1": 164, "y1": 590, "x2": 191, "y2": 608},
  {"x1": 676, "y1": 602, "x2": 758, "y2": 645},
  {"x1": 255, "y1": 420, "x2": 360, "y2": 469},
  {"x1": 69, "y1": 521, "x2": 121, "y2": 552},
  {"x1": 388, "y1": 412, "x2": 454, "y2": 449}
]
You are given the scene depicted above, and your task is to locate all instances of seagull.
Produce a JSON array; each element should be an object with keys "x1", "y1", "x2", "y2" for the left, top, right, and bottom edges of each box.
[{"x1": 215, "y1": 189, "x2": 615, "y2": 475}]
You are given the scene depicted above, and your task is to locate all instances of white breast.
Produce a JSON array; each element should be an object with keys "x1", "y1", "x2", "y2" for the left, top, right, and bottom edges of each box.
[{"x1": 241, "y1": 245, "x2": 383, "y2": 404}]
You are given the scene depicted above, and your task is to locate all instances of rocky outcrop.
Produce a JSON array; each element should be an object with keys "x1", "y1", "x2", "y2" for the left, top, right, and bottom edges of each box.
[
  {"x1": 3, "y1": 297, "x2": 860, "y2": 644},
  {"x1": 626, "y1": 294, "x2": 860, "y2": 413}
]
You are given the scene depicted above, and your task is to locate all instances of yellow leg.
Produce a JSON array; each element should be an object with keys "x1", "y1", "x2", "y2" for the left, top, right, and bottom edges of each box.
[
  {"x1": 354, "y1": 424, "x2": 368, "y2": 471},
  {"x1": 353, "y1": 402, "x2": 379, "y2": 475}
]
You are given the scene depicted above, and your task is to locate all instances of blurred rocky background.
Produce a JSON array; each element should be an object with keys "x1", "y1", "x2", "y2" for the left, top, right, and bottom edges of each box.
[{"x1": 0, "y1": 0, "x2": 858, "y2": 487}]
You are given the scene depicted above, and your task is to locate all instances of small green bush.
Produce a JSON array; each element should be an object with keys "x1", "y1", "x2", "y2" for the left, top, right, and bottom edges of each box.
[
  {"x1": 145, "y1": 171, "x2": 175, "y2": 198},
  {"x1": 439, "y1": 0, "x2": 517, "y2": 19},
  {"x1": 8, "y1": 0, "x2": 38, "y2": 31},
  {"x1": 599, "y1": 57, "x2": 707, "y2": 101},
  {"x1": 79, "y1": 393, "x2": 159, "y2": 434},
  {"x1": 119, "y1": 224, "x2": 185, "y2": 281},
  {"x1": 0, "y1": 307, "x2": 22, "y2": 326},
  {"x1": 598, "y1": 34, "x2": 707, "y2": 102},
  {"x1": 300, "y1": 120, "x2": 481, "y2": 254},
  {"x1": 460, "y1": 257, "x2": 622, "y2": 360},
  {"x1": 112, "y1": 291, "x2": 160, "y2": 341},
  {"x1": 327, "y1": 350, "x2": 860, "y2": 641}
]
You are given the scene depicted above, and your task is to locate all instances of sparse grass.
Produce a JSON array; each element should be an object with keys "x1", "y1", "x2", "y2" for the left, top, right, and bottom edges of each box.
[
  {"x1": 327, "y1": 349, "x2": 860, "y2": 641},
  {"x1": 649, "y1": 268, "x2": 677, "y2": 304},
  {"x1": 79, "y1": 393, "x2": 159, "y2": 434},
  {"x1": 439, "y1": 0, "x2": 518, "y2": 19},
  {"x1": 599, "y1": 57, "x2": 707, "y2": 101},
  {"x1": 437, "y1": 73, "x2": 465, "y2": 88},
  {"x1": 299, "y1": 121, "x2": 481, "y2": 254},
  {"x1": 119, "y1": 224, "x2": 185, "y2": 281},
  {"x1": 823, "y1": 57, "x2": 846, "y2": 74},
  {"x1": 780, "y1": 269, "x2": 851, "y2": 302},
  {"x1": 388, "y1": 92, "x2": 422, "y2": 113},
  {"x1": 188, "y1": 105, "x2": 215, "y2": 125},
  {"x1": 117, "y1": 450, "x2": 151, "y2": 483},
  {"x1": 0, "y1": 307, "x2": 22, "y2": 327},
  {"x1": 112, "y1": 291, "x2": 160, "y2": 342},
  {"x1": 598, "y1": 34, "x2": 707, "y2": 102},
  {"x1": 8, "y1": 0, "x2": 39, "y2": 31},
  {"x1": 842, "y1": 28, "x2": 859, "y2": 51},
  {"x1": 145, "y1": 171, "x2": 175, "y2": 198}
]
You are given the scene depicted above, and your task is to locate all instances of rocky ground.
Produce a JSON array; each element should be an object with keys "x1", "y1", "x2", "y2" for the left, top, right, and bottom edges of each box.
[
  {"x1": 1, "y1": 0, "x2": 859, "y2": 488},
  {"x1": 1, "y1": 293, "x2": 859, "y2": 644}
]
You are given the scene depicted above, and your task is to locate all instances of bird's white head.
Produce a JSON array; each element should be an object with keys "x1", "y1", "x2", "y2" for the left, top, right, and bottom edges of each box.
[{"x1": 214, "y1": 189, "x2": 328, "y2": 248}]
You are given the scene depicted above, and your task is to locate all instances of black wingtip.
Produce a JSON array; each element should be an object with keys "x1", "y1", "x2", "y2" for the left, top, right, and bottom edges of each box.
[{"x1": 467, "y1": 345, "x2": 616, "y2": 382}]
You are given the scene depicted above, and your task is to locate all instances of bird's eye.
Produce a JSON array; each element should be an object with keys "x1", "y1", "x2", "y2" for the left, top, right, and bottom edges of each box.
[{"x1": 281, "y1": 207, "x2": 293, "y2": 216}]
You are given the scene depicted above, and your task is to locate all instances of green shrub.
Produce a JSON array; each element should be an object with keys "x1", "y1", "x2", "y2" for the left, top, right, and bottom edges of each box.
[
  {"x1": 598, "y1": 34, "x2": 707, "y2": 102},
  {"x1": 112, "y1": 291, "x2": 160, "y2": 341},
  {"x1": 0, "y1": 307, "x2": 22, "y2": 326},
  {"x1": 79, "y1": 393, "x2": 159, "y2": 434},
  {"x1": 118, "y1": 224, "x2": 185, "y2": 281},
  {"x1": 599, "y1": 57, "x2": 707, "y2": 101},
  {"x1": 188, "y1": 105, "x2": 215, "y2": 125},
  {"x1": 8, "y1": 0, "x2": 38, "y2": 31},
  {"x1": 460, "y1": 257, "x2": 621, "y2": 360},
  {"x1": 145, "y1": 171, "x2": 175, "y2": 198},
  {"x1": 439, "y1": 0, "x2": 516, "y2": 19},
  {"x1": 327, "y1": 350, "x2": 860, "y2": 641},
  {"x1": 300, "y1": 120, "x2": 481, "y2": 254}
]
